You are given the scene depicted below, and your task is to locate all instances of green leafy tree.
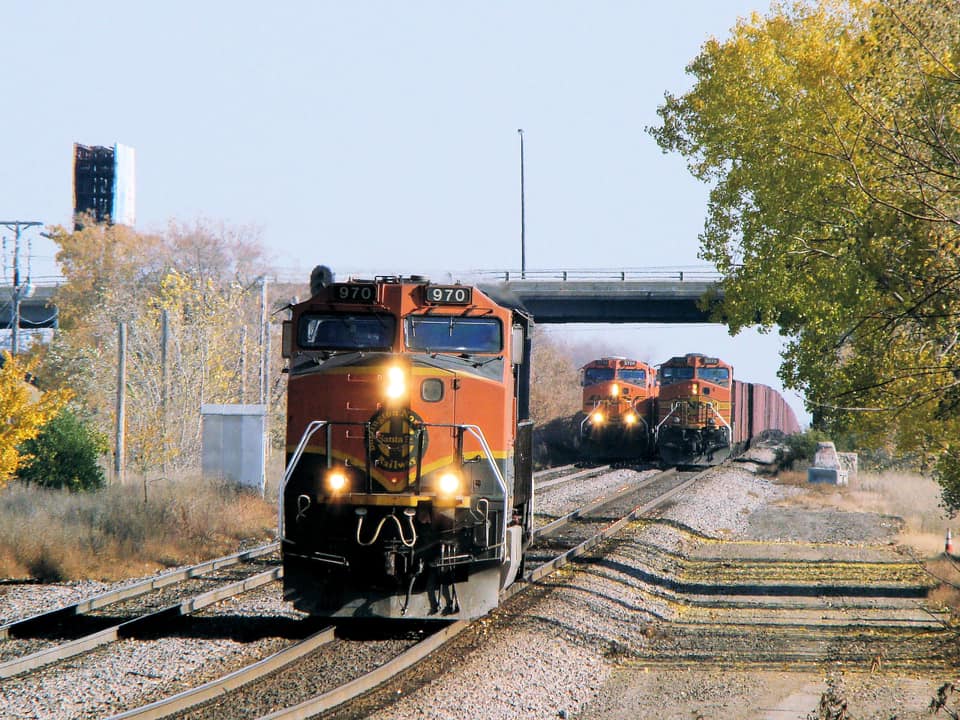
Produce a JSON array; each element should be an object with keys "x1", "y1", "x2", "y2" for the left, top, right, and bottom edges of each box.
[
  {"x1": 17, "y1": 408, "x2": 109, "y2": 491},
  {"x1": 650, "y1": 0, "x2": 960, "y2": 509}
]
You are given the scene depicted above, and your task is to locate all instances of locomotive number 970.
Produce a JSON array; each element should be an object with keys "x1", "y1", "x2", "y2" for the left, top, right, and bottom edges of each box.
[{"x1": 424, "y1": 285, "x2": 472, "y2": 305}]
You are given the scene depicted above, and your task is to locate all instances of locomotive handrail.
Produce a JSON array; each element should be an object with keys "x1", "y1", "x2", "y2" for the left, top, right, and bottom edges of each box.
[
  {"x1": 277, "y1": 419, "x2": 509, "y2": 555},
  {"x1": 579, "y1": 413, "x2": 592, "y2": 436},
  {"x1": 706, "y1": 402, "x2": 733, "y2": 444},
  {"x1": 428, "y1": 422, "x2": 509, "y2": 553},
  {"x1": 653, "y1": 403, "x2": 680, "y2": 440},
  {"x1": 278, "y1": 420, "x2": 328, "y2": 541}
]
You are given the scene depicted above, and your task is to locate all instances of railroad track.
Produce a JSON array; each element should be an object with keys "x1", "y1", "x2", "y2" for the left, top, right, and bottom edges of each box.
[
  {"x1": 532, "y1": 463, "x2": 611, "y2": 491},
  {"x1": 0, "y1": 462, "x2": 603, "y2": 677},
  {"x1": 0, "y1": 544, "x2": 281, "y2": 677},
  {"x1": 74, "y1": 465, "x2": 696, "y2": 720},
  {"x1": 0, "y1": 463, "x2": 649, "y2": 717},
  {"x1": 14, "y1": 463, "x2": 939, "y2": 719}
]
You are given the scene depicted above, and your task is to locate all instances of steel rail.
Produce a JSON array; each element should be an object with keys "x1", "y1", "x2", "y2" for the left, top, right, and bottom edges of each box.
[
  {"x1": 257, "y1": 620, "x2": 470, "y2": 720},
  {"x1": 534, "y1": 467, "x2": 677, "y2": 537},
  {"x1": 523, "y1": 469, "x2": 709, "y2": 584},
  {"x1": 0, "y1": 568, "x2": 281, "y2": 679},
  {"x1": 103, "y1": 625, "x2": 338, "y2": 720},
  {"x1": 534, "y1": 464, "x2": 611, "y2": 491},
  {"x1": 0, "y1": 542, "x2": 279, "y2": 640}
]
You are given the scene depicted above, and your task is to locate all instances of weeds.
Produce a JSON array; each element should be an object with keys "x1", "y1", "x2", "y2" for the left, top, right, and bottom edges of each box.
[{"x1": 0, "y1": 475, "x2": 275, "y2": 581}]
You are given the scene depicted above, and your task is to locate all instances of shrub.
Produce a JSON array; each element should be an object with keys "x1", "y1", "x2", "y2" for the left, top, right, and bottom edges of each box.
[
  {"x1": 783, "y1": 429, "x2": 831, "y2": 466},
  {"x1": 17, "y1": 408, "x2": 109, "y2": 492}
]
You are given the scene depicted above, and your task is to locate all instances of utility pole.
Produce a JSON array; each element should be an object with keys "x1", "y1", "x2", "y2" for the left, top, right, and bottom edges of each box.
[
  {"x1": 1, "y1": 221, "x2": 41, "y2": 355},
  {"x1": 258, "y1": 277, "x2": 270, "y2": 490},
  {"x1": 239, "y1": 324, "x2": 248, "y2": 403},
  {"x1": 517, "y1": 130, "x2": 526, "y2": 279},
  {"x1": 259, "y1": 276, "x2": 268, "y2": 405},
  {"x1": 160, "y1": 309, "x2": 169, "y2": 476},
  {"x1": 115, "y1": 321, "x2": 127, "y2": 485}
]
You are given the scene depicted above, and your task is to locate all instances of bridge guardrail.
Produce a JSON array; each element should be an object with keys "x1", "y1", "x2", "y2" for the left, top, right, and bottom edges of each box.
[{"x1": 471, "y1": 267, "x2": 724, "y2": 282}]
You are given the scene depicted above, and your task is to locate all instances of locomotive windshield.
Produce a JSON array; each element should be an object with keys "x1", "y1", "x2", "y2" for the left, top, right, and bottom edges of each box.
[
  {"x1": 697, "y1": 367, "x2": 730, "y2": 385},
  {"x1": 582, "y1": 367, "x2": 615, "y2": 386},
  {"x1": 405, "y1": 316, "x2": 502, "y2": 353},
  {"x1": 660, "y1": 366, "x2": 695, "y2": 385},
  {"x1": 299, "y1": 313, "x2": 396, "y2": 350},
  {"x1": 618, "y1": 368, "x2": 647, "y2": 383}
]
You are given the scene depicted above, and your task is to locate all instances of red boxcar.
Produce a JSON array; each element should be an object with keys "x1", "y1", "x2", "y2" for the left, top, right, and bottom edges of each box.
[{"x1": 731, "y1": 381, "x2": 801, "y2": 449}]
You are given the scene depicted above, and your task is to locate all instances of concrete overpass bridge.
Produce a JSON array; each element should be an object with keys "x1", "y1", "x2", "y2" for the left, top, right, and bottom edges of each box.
[
  {"x1": 0, "y1": 284, "x2": 59, "y2": 352},
  {"x1": 475, "y1": 268, "x2": 725, "y2": 324},
  {"x1": 0, "y1": 284, "x2": 59, "y2": 328},
  {"x1": 1, "y1": 269, "x2": 728, "y2": 336}
]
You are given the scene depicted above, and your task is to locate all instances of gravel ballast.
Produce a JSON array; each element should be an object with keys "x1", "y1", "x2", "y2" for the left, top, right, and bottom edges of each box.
[{"x1": 1, "y1": 463, "x2": 951, "y2": 720}]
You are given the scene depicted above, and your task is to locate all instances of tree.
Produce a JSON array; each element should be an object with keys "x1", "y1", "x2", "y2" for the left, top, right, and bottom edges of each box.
[
  {"x1": 17, "y1": 408, "x2": 108, "y2": 491},
  {"x1": 0, "y1": 352, "x2": 71, "y2": 486},
  {"x1": 530, "y1": 328, "x2": 582, "y2": 425},
  {"x1": 650, "y1": 1, "x2": 960, "y2": 507},
  {"x1": 42, "y1": 221, "x2": 282, "y2": 475}
]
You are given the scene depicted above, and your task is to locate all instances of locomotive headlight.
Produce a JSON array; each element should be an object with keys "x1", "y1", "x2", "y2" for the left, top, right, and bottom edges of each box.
[
  {"x1": 327, "y1": 470, "x2": 348, "y2": 493},
  {"x1": 591, "y1": 410, "x2": 604, "y2": 424},
  {"x1": 385, "y1": 365, "x2": 407, "y2": 400},
  {"x1": 610, "y1": 383, "x2": 620, "y2": 398},
  {"x1": 624, "y1": 412, "x2": 637, "y2": 426},
  {"x1": 438, "y1": 472, "x2": 460, "y2": 496},
  {"x1": 691, "y1": 383, "x2": 699, "y2": 395}
]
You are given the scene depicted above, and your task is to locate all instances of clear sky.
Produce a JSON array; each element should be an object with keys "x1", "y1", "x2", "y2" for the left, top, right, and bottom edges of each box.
[{"x1": 0, "y1": 0, "x2": 810, "y2": 424}]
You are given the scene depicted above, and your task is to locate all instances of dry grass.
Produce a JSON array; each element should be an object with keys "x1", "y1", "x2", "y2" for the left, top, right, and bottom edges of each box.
[
  {"x1": 926, "y1": 557, "x2": 960, "y2": 610},
  {"x1": 0, "y1": 475, "x2": 276, "y2": 582},
  {"x1": 775, "y1": 469, "x2": 949, "y2": 556}
]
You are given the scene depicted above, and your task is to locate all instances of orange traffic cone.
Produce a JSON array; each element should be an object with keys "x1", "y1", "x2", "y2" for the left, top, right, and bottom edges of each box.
[{"x1": 946, "y1": 529, "x2": 954, "y2": 556}]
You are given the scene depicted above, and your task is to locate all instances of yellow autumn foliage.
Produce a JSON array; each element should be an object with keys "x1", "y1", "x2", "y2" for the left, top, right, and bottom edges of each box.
[{"x1": 0, "y1": 352, "x2": 72, "y2": 486}]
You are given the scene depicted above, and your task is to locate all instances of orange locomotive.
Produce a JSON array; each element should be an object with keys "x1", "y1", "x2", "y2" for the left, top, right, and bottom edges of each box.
[
  {"x1": 654, "y1": 353, "x2": 733, "y2": 465},
  {"x1": 279, "y1": 269, "x2": 533, "y2": 620},
  {"x1": 579, "y1": 357, "x2": 658, "y2": 459}
]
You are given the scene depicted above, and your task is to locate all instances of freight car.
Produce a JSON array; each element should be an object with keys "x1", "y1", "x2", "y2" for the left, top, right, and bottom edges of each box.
[
  {"x1": 578, "y1": 357, "x2": 658, "y2": 459},
  {"x1": 654, "y1": 352, "x2": 800, "y2": 465},
  {"x1": 730, "y1": 380, "x2": 801, "y2": 453},
  {"x1": 279, "y1": 268, "x2": 533, "y2": 620}
]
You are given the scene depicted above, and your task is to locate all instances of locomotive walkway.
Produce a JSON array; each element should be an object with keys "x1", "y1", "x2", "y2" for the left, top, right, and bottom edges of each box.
[{"x1": 474, "y1": 267, "x2": 725, "y2": 324}]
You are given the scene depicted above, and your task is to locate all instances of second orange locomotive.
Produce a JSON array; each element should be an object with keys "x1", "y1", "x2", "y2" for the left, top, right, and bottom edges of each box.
[{"x1": 654, "y1": 353, "x2": 734, "y2": 465}]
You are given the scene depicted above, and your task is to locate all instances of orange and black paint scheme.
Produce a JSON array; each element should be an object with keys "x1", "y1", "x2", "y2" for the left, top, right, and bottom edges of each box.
[
  {"x1": 579, "y1": 357, "x2": 657, "y2": 460},
  {"x1": 279, "y1": 270, "x2": 533, "y2": 620},
  {"x1": 654, "y1": 353, "x2": 733, "y2": 466}
]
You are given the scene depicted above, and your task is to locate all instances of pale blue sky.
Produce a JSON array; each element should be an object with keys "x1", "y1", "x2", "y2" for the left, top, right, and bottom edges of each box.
[{"x1": 1, "y1": 1, "x2": 810, "y2": 423}]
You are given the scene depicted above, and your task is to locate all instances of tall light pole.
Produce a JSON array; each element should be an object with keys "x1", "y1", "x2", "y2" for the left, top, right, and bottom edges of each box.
[
  {"x1": 1, "y1": 220, "x2": 41, "y2": 355},
  {"x1": 517, "y1": 129, "x2": 526, "y2": 279}
]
